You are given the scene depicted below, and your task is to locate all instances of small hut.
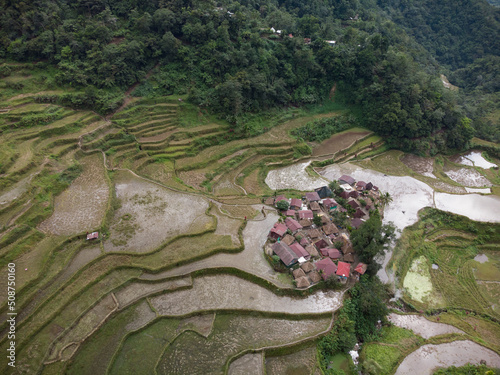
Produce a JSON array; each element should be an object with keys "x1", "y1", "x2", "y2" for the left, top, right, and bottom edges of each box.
[
  {"x1": 293, "y1": 268, "x2": 306, "y2": 279},
  {"x1": 301, "y1": 262, "x2": 315, "y2": 273},
  {"x1": 309, "y1": 271, "x2": 322, "y2": 283},
  {"x1": 282, "y1": 234, "x2": 295, "y2": 246},
  {"x1": 296, "y1": 276, "x2": 311, "y2": 288},
  {"x1": 305, "y1": 244, "x2": 319, "y2": 258}
]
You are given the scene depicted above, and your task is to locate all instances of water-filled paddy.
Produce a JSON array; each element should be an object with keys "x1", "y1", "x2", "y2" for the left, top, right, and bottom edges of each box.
[
  {"x1": 388, "y1": 313, "x2": 463, "y2": 339},
  {"x1": 452, "y1": 151, "x2": 498, "y2": 169},
  {"x1": 395, "y1": 340, "x2": 500, "y2": 375},
  {"x1": 150, "y1": 274, "x2": 343, "y2": 315}
]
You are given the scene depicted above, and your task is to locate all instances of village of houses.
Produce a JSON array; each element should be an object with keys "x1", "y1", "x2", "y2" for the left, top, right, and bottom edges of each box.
[{"x1": 264, "y1": 175, "x2": 381, "y2": 289}]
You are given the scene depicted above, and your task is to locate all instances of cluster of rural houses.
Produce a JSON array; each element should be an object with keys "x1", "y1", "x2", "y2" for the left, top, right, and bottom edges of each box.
[{"x1": 264, "y1": 175, "x2": 380, "y2": 289}]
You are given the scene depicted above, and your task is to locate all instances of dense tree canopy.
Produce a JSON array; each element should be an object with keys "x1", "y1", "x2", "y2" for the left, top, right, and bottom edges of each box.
[{"x1": 1, "y1": 0, "x2": 498, "y2": 153}]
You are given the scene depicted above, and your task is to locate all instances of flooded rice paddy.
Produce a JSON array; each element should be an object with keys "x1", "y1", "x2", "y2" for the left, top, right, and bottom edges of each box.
[
  {"x1": 150, "y1": 274, "x2": 343, "y2": 315},
  {"x1": 395, "y1": 341, "x2": 500, "y2": 375},
  {"x1": 445, "y1": 168, "x2": 492, "y2": 187},
  {"x1": 452, "y1": 151, "x2": 498, "y2": 169},
  {"x1": 465, "y1": 187, "x2": 491, "y2": 193},
  {"x1": 266, "y1": 162, "x2": 329, "y2": 191},
  {"x1": 143, "y1": 212, "x2": 293, "y2": 287},
  {"x1": 388, "y1": 313, "x2": 463, "y2": 339},
  {"x1": 39, "y1": 155, "x2": 109, "y2": 235},
  {"x1": 104, "y1": 170, "x2": 210, "y2": 253},
  {"x1": 434, "y1": 193, "x2": 500, "y2": 222}
]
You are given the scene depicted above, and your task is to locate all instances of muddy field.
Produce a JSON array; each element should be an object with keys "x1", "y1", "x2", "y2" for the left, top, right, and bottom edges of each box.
[
  {"x1": 435, "y1": 193, "x2": 500, "y2": 222},
  {"x1": 400, "y1": 154, "x2": 435, "y2": 178},
  {"x1": 150, "y1": 274, "x2": 343, "y2": 315},
  {"x1": 156, "y1": 314, "x2": 330, "y2": 375},
  {"x1": 104, "y1": 171, "x2": 210, "y2": 253},
  {"x1": 388, "y1": 313, "x2": 463, "y2": 339},
  {"x1": 39, "y1": 154, "x2": 109, "y2": 235},
  {"x1": 403, "y1": 256, "x2": 437, "y2": 304},
  {"x1": 229, "y1": 353, "x2": 264, "y2": 375},
  {"x1": 445, "y1": 167, "x2": 492, "y2": 187},
  {"x1": 265, "y1": 346, "x2": 319, "y2": 375},
  {"x1": 312, "y1": 130, "x2": 371, "y2": 157},
  {"x1": 395, "y1": 341, "x2": 500, "y2": 375}
]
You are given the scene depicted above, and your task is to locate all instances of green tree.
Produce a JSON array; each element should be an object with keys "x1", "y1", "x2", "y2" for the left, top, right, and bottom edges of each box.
[
  {"x1": 313, "y1": 213, "x2": 322, "y2": 227},
  {"x1": 276, "y1": 200, "x2": 290, "y2": 211}
]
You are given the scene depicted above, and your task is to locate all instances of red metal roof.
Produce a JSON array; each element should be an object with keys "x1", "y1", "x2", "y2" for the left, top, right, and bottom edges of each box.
[
  {"x1": 339, "y1": 175, "x2": 355, "y2": 185},
  {"x1": 336, "y1": 261, "x2": 350, "y2": 277},
  {"x1": 270, "y1": 223, "x2": 287, "y2": 237},
  {"x1": 305, "y1": 192, "x2": 321, "y2": 201},
  {"x1": 354, "y1": 263, "x2": 367, "y2": 275},
  {"x1": 290, "y1": 198, "x2": 302, "y2": 208},
  {"x1": 285, "y1": 210, "x2": 296, "y2": 217},
  {"x1": 328, "y1": 249, "x2": 341, "y2": 259}
]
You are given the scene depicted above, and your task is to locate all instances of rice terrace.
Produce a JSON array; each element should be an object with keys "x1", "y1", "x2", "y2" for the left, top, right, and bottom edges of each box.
[{"x1": 1, "y1": 0, "x2": 500, "y2": 374}]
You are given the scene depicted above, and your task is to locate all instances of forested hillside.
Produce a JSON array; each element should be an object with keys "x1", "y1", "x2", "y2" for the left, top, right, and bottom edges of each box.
[{"x1": 1, "y1": 0, "x2": 499, "y2": 153}]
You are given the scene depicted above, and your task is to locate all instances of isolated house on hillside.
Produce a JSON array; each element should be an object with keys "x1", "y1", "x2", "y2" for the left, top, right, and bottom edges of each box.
[
  {"x1": 272, "y1": 242, "x2": 298, "y2": 267},
  {"x1": 354, "y1": 263, "x2": 367, "y2": 275},
  {"x1": 87, "y1": 232, "x2": 99, "y2": 240}
]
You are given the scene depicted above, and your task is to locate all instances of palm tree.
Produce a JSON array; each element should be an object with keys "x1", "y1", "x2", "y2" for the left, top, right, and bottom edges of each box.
[{"x1": 380, "y1": 192, "x2": 393, "y2": 206}]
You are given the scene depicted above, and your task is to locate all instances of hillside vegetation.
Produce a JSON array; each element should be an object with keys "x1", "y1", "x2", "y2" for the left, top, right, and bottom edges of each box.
[{"x1": 2, "y1": 0, "x2": 499, "y2": 154}]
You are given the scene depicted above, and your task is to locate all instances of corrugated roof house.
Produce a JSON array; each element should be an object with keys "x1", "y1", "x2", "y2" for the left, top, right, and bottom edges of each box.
[
  {"x1": 356, "y1": 181, "x2": 367, "y2": 190},
  {"x1": 351, "y1": 218, "x2": 363, "y2": 229},
  {"x1": 340, "y1": 191, "x2": 350, "y2": 199},
  {"x1": 285, "y1": 217, "x2": 303, "y2": 232},
  {"x1": 300, "y1": 236, "x2": 310, "y2": 246},
  {"x1": 87, "y1": 232, "x2": 99, "y2": 240},
  {"x1": 336, "y1": 261, "x2": 350, "y2": 277},
  {"x1": 290, "y1": 242, "x2": 310, "y2": 259},
  {"x1": 314, "y1": 239, "x2": 328, "y2": 250},
  {"x1": 365, "y1": 182, "x2": 373, "y2": 190},
  {"x1": 272, "y1": 242, "x2": 298, "y2": 267},
  {"x1": 305, "y1": 192, "x2": 321, "y2": 202},
  {"x1": 354, "y1": 263, "x2": 368, "y2": 275},
  {"x1": 269, "y1": 223, "x2": 287, "y2": 239},
  {"x1": 316, "y1": 258, "x2": 338, "y2": 280},
  {"x1": 290, "y1": 198, "x2": 302, "y2": 210},
  {"x1": 285, "y1": 210, "x2": 296, "y2": 217},
  {"x1": 339, "y1": 175, "x2": 355, "y2": 186},
  {"x1": 347, "y1": 200, "x2": 359, "y2": 209},
  {"x1": 298, "y1": 210, "x2": 314, "y2": 220},
  {"x1": 354, "y1": 208, "x2": 365, "y2": 218},
  {"x1": 323, "y1": 198, "x2": 338, "y2": 209},
  {"x1": 328, "y1": 248, "x2": 341, "y2": 259},
  {"x1": 349, "y1": 191, "x2": 359, "y2": 198}
]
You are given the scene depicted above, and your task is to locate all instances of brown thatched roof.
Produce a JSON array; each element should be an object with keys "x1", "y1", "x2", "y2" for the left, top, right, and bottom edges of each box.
[
  {"x1": 305, "y1": 244, "x2": 319, "y2": 257},
  {"x1": 322, "y1": 223, "x2": 339, "y2": 235},
  {"x1": 309, "y1": 271, "x2": 322, "y2": 283},
  {"x1": 264, "y1": 197, "x2": 275, "y2": 205},
  {"x1": 342, "y1": 243, "x2": 354, "y2": 254},
  {"x1": 293, "y1": 268, "x2": 306, "y2": 279},
  {"x1": 321, "y1": 215, "x2": 330, "y2": 225},
  {"x1": 296, "y1": 276, "x2": 311, "y2": 288},
  {"x1": 308, "y1": 229, "x2": 321, "y2": 238},
  {"x1": 282, "y1": 234, "x2": 295, "y2": 246},
  {"x1": 301, "y1": 262, "x2": 315, "y2": 273},
  {"x1": 310, "y1": 201, "x2": 321, "y2": 211},
  {"x1": 343, "y1": 253, "x2": 355, "y2": 263},
  {"x1": 299, "y1": 219, "x2": 312, "y2": 228}
]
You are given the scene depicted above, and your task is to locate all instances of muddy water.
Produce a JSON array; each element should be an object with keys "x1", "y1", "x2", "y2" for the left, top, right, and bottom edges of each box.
[
  {"x1": 454, "y1": 151, "x2": 497, "y2": 169},
  {"x1": 395, "y1": 341, "x2": 500, "y2": 375},
  {"x1": 265, "y1": 162, "x2": 329, "y2": 191},
  {"x1": 150, "y1": 274, "x2": 343, "y2": 315},
  {"x1": 388, "y1": 313, "x2": 463, "y2": 339},
  {"x1": 141, "y1": 212, "x2": 293, "y2": 287},
  {"x1": 400, "y1": 154, "x2": 435, "y2": 178},
  {"x1": 435, "y1": 193, "x2": 500, "y2": 222}
]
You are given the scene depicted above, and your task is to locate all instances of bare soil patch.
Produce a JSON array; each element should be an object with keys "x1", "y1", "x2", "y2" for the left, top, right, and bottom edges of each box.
[
  {"x1": 266, "y1": 346, "x2": 318, "y2": 375},
  {"x1": 39, "y1": 154, "x2": 109, "y2": 235},
  {"x1": 230, "y1": 353, "x2": 264, "y2": 375},
  {"x1": 400, "y1": 154, "x2": 435, "y2": 178}
]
